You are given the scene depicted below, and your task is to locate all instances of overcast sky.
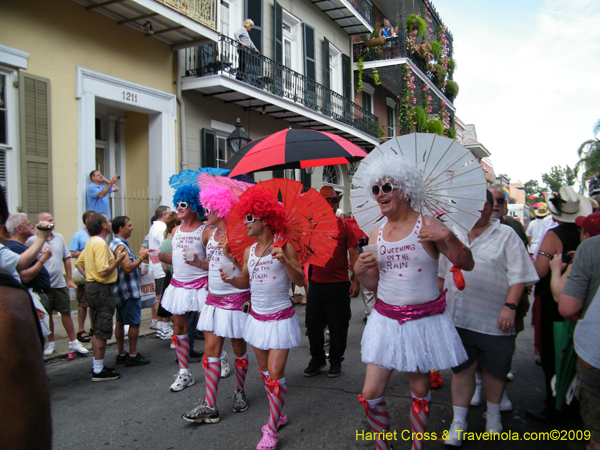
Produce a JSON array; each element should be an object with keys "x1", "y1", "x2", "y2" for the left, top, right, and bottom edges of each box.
[{"x1": 432, "y1": 0, "x2": 600, "y2": 186}]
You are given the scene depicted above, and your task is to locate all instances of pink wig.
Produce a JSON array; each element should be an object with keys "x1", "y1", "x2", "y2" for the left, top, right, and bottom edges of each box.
[
  {"x1": 238, "y1": 190, "x2": 286, "y2": 234},
  {"x1": 199, "y1": 185, "x2": 237, "y2": 220}
]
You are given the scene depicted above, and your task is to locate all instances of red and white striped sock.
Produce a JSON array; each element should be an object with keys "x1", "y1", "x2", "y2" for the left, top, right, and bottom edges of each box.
[
  {"x1": 203, "y1": 355, "x2": 221, "y2": 409},
  {"x1": 260, "y1": 370, "x2": 270, "y2": 395},
  {"x1": 359, "y1": 395, "x2": 390, "y2": 450},
  {"x1": 410, "y1": 393, "x2": 431, "y2": 450},
  {"x1": 267, "y1": 377, "x2": 287, "y2": 434},
  {"x1": 175, "y1": 335, "x2": 190, "y2": 374},
  {"x1": 234, "y1": 353, "x2": 249, "y2": 391}
]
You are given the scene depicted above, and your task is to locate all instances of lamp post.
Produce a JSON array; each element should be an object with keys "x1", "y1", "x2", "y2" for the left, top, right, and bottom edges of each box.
[
  {"x1": 347, "y1": 161, "x2": 359, "y2": 183},
  {"x1": 227, "y1": 118, "x2": 251, "y2": 154}
]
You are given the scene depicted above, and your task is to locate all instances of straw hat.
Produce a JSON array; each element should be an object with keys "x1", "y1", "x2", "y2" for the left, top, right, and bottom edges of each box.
[{"x1": 534, "y1": 205, "x2": 549, "y2": 218}]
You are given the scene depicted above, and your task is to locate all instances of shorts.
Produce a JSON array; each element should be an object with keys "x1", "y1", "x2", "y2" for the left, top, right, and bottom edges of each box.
[
  {"x1": 43, "y1": 287, "x2": 71, "y2": 314},
  {"x1": 85, "y1": 281, "x2": 116, "y2": 341},
  {"x1": 452, "y1": 328, "x2": 515, "y2": 379},
  {"x1": 76, "y1": 282, "x2": 88, "y2": 308},
  {"x1": 155, "y1": 277, "x2": 166, "y2": 296},
  {"x1": 577, "y1": 358, "x2": 600, "y2": 445},
  {"x1": 116, "y1": 298, "x2": 142, "y2": 325}
]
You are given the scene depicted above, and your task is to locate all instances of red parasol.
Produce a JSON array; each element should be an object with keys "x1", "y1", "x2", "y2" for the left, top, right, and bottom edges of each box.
[
  {"x1": 197, "y1": 173, "x2": 254, "y2": 200},
  {"x1": 227, "y1": 178, "x2": 338, "y2": 266},
  {"x1": 223, "y1": 129, "x2": 367, "y2": 177}
]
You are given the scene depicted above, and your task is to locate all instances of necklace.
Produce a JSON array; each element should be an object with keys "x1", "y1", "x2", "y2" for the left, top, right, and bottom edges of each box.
[{"x1": 251, "y1": 241, "x2": 274, "y2": 281}]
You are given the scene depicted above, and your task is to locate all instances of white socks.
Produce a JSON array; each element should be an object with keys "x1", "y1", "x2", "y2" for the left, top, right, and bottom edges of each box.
[{"x1": 452, "y1": 405, "x2": 469, "y2": 424}]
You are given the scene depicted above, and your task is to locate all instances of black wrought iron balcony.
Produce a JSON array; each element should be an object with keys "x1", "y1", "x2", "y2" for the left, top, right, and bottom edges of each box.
[{"x1": 184, "y1": 35, "x2": 380, "y2": 139}]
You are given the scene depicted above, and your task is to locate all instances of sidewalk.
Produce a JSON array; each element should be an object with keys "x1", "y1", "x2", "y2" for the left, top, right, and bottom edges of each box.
[{"x1": 43, "y1": 307, "x2": 158, "y2": 363}]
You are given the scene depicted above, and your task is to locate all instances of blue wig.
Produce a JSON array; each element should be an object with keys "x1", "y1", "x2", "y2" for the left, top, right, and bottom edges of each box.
[{"x1": 173, "y1": 184, "x2": 204, "y2": 216}]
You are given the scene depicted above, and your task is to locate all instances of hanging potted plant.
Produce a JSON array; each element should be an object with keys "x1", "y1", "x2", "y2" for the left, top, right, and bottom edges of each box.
[
  {"x1": 406, "y1": 14, "x2": 427, "y2": 39},
  {"x1": 365, "y1": 27, "x2": 386, "y2": 48}
]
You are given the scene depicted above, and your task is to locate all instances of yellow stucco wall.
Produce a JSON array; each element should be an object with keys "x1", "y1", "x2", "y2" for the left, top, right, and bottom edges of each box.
[{"x1": 0, "y1": 0, "x2": 174, "y2": 241}]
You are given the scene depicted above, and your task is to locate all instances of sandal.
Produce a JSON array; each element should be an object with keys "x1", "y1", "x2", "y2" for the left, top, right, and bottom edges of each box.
[
  {"x1": 77, "y1": 331, "x2": 91, "y2": 343},
  {"x1": 261, "y1": 414, "x2": 287, "y2": 434},
  {"x1": 256, "y1": 430, "x2": 279, "y2": 450}
]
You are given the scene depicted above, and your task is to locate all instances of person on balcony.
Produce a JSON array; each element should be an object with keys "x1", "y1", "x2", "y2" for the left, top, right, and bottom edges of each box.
[
  {"x1": 379, "y1": 19, "x2": 397, "y2": 38},
  {"x1": 234, "y1": 19, "x2": 260, "y2": 81}
]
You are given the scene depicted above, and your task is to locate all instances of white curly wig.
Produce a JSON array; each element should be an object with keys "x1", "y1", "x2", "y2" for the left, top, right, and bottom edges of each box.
[{"x1": 362, "y1": 154, "x2": 425, "y2": 212}]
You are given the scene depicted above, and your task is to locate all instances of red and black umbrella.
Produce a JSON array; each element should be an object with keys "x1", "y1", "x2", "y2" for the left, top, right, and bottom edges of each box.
[{"x1": 223, "y1": 129, "x2": 368, "y2": 177}]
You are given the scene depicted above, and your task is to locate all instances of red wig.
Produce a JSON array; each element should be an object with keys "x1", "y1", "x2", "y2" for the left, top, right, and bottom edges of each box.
[{"x1": 238, "y1": 190, "x2": 286, "y2": 235}]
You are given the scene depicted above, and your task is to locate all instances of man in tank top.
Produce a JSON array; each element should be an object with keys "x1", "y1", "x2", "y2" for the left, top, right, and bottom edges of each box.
[{"x1": 354, "y1": 156, "x2": 475, "y2": 450}]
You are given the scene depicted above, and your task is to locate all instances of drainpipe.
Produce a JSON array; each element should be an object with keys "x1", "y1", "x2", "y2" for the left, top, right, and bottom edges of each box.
[{"x1": 176, "y1": 49, "x2": 188, "y2": 171}]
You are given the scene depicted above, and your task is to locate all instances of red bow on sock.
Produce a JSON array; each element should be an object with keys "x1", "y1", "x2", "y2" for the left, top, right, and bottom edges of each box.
[
  {"x1": 358, "y1": 394, "x2": 370, "y2": 415},
  {"x1": 235, "y1": 358, "x2": 248, "y2": 371},
  {"x1": 266, "y1": 378, "x2": 280, "y2": 395},
  {"x1": 411, "y1": 398, "x2": 429, "y2": 415},
  {"x1": 172, "y1": 335, "x2": 178, "y2": 346},
  {"x1": 202, "y1": 354, "x2": 209, "y2": 370}
]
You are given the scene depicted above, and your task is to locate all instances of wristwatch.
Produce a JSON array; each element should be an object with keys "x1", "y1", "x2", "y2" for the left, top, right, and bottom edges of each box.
[{"x1": 504, "y1": 303, "x2": 517, "y2": 310}]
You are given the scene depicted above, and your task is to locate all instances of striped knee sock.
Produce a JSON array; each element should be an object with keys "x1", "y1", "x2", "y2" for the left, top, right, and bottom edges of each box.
[
  {"x1": 260, "y1": 370, "x2": 270, "y2": 395},
  {"x1": 410, "y1": 392, "x2": 431, "y2": 450},
  {"x1": 175, "y1": 335, "x2": 190, "y2": 374},
  {"x1": 203, "y1": 355, "x2": 221, "y2": 409},
  {"x1": 267, "y1": 377, "x2": 287, "y2": 434},
  {"x1": 359, "y1": 395, "x2": 390, "y2": 450},
  {"x1": 234, "y1": 353, "x2": 249, "y2": 391}
]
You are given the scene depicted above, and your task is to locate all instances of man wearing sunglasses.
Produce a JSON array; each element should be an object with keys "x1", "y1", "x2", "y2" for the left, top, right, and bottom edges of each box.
[
  {"x1": 488, "y1": 186, "x2": 528, "y2": 249},
  {"x1": 303, "y1": 186, "x2": 360, "y2": 379}
]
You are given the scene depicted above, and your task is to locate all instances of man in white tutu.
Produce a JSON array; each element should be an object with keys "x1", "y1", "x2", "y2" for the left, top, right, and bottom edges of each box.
[
  {"x1": 183, "y1": 186, "x2": 251, "y2": 424},
  {"x1": 221, "y1": 189, "x2": 304, "y2": 450},
  {"x1": 354, "y1": 158, "x2": 474, "y2": 450},
  {"x1": 439, "y1": 190, "x2": 538, "y2": 445},
  {"x1": 159, "y1": 186, "x2": 209, "y2": 392}
]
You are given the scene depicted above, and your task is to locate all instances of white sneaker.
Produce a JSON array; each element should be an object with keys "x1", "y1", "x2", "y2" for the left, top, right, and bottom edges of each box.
[
  {"x1": 150, "y1": 319, "x2": 158, "y2": 330},
  {"x1": 163, "y1": 327, "x2": 174, "y2": 338},
  {"x1": 220, "y1": 351, "x2": 231, "y2": 378},
  {"x1": 444, "y1": 420, "x2": 467, "y2": 446},
  {"x1": 69, "y1": 340, "x2": 90, "y2": 355},
  {"x1": 470, "y1": 383, "x2": 483, "y2": 406},
  {"x1": 499, "y1": 391, "x2": 513, "y2": 412},
  {"x1": 506, "y1": 370, "x2": 514, "y2": 381},
  {"x1": 43, "y1": 342, "x2": 56, "y2": 356},
  {"x1": 484, "y1": 412, "x2": 503, "y2": 434},
  {"x1": 158, "y1": 329, "x2": 173, "y2": 341},
  {"x1": 170, "y1": 372, "x2": 195, "y2": 392}
]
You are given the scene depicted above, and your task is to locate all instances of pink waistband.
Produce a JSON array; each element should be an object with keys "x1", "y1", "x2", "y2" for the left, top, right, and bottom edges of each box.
[
  {"x1": 374, "y1": 290, "x2": 447, "y2": 325},
  {"x1": 249, "y1": 305, "x2": 295, "y2": 322},
  {"x1": 206, "y1": 291, "x2": 251, "y2": 311},
  {"x1": 170, "y1": 277, "x2": 208, "y2": 290}
]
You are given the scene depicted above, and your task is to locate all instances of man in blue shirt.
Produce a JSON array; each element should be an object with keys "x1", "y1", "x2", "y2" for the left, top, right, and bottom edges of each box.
[{"x1": 86, "y1": 170, "x2": 120, "y2": 219}]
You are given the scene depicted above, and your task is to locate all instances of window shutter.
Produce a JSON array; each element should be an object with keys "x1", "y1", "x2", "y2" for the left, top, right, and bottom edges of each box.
[
  {"x1": 323, "y1": 38, "x2": 330, "y2": 90},
  {"x1": 19, "y1": 73, "x2": 52, "y2": 221},
  {"x1": 273, "y1": 1, "x2": 283, "y2": 96},
  {"x1": 301, "y1": 169, "x2": 312, "y2": 191},
  {"x1": 202, "y1": 128, "x2": 216, "y2": 167},
  {"x1": 273, "y1": 169, "x2": 284, "y2": 178},
  {"x1": 246, "y1": 0, "x2": 263, "y2": 53},
  {"x1": 342, "y1": 54, "x2": 352, "y2": 121},
  {"x1": 0, "y1": 148, "x2": 6, "y2": 200},
  {"x1": 303, "y1": 24, "x2": 316, "y2": 110}
]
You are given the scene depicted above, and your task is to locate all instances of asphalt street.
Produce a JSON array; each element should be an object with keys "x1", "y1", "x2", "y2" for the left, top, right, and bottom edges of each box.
[{"x1": 46, "y1": 300, "x2": 588, "y2": 450}]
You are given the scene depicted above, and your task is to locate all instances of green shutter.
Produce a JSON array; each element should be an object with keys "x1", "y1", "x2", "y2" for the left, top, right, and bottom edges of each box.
[
  {"x1": 273, "y1": 1, "x2": 283, "y2": 97},
  {"x1": 19, "y1": 73, "x2": 52, "y2": 221},
  {"x1": 303, "y1": 24, "x2": 316, "y2": 110},
  {"x1": 342, "y1": 54, "x2": 352, "y2": 120},
  {"x1": 202, "y1": 128, "x2": 216, "y2": 167},
  {"x1": 246, "y1": 0, "x2": 263, "y2": 53}
]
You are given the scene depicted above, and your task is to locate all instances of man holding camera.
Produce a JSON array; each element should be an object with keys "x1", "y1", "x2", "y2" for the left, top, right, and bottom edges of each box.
[{"x1": 87, "y1": 170, "x2": 120, "y2": 219}]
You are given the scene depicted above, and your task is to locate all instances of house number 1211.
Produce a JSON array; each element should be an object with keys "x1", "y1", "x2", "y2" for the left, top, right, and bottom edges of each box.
[{"x1": 122, "y1": 91, "x2": 138, "y2": 102}]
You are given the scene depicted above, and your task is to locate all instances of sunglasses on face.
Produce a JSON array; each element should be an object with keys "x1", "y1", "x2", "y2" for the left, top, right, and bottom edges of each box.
[
  {"x1": 176, "y1": 202, "x2": 188, "y2": 209},
  {"x1": 204, "y1": 208, "x2": 212, "y2": 215},
  {"x1": 495, "y1": 197, "x2": 506, "y2": 205},
  {"x1": 245, "y1": 215, "x2": 261, "y2": 223},
  {"x1": 371, "y1": 182, "x2": 399, "y2": 196}
]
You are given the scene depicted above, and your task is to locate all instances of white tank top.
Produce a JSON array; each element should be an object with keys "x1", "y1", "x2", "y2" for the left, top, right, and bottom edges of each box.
[
  {"x1": 172, "y1": 224, "x2": 207, "y2": 282},
  {"x1": 376, "y1": 217, "x2": 439, "y2": 306},
  {"x1": 247, "y1": 243, "x2": 292, "y2": 315},
  {"x1": 207, "y1": 229, "x2": 249, "y2": 296}
]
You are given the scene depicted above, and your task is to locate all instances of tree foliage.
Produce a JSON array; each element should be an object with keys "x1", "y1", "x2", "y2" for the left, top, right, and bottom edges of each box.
[
  {"x1": 523, "y1": 179, "x2": 541, "y2": 196},
  {"x1": 541, "y1": 165, "x2": 576, "y2": 194},
  {"x1": 575, "y1": 119, "x2": 600, "y2": 181}
]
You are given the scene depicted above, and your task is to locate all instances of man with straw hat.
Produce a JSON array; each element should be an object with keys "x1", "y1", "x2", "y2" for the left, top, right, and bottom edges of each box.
[{"x1": 527, "y1": 205, "x2": 549, "y2": 251}]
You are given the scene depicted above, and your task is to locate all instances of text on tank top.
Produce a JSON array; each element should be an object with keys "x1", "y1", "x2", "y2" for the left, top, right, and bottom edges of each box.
[
  {"x1": 207, "y1": 229, "x2": 249, "y2": 295},
  {"x1": 172, "y1": 224, "x2": 207, "y2": 282},
  {"x1": 376, "y1": 217, "x2": 439, "y2": 306},
  {"x1": 247, "y1": 242, "x2": 293, "y2": 315}
]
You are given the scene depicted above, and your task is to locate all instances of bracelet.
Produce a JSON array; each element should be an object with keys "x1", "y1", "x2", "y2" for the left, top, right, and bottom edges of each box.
[{"x1": 538, "y1": 251, "x2": 552, "y2": 259}]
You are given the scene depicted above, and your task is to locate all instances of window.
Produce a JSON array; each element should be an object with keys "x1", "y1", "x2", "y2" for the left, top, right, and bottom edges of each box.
[
  {"x1": 220, "y1": 0, "x2": 230, "y2": 36},
  {"x1": 0, "y1": 75, "x2": 6, "y2": 145},
  {"x1": 215, "y1": 135, "x2": 231, "y2": 168},
  {"x1": 322, "y1": 165, "x2": 340, "y2": 185},
  {"x1": 362, "y1": 82, "x2": 374, "y2": 114},
  {"x1": 328, "y1": 44, "x2": 342, "y2": 95},
  {"x1": 386, "y1": 98, "x2": 396, "y2": 137}
]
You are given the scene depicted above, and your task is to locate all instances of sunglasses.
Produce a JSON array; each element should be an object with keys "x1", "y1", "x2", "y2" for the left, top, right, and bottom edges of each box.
[
  {"x1": 204, "y1": 208, "x2": 212, "y2": 215},
  {"x1": 371, "y1": 182, "x2": 399, "y2": 196},
  {"x1": 495, "y1": 197, "x2": 506, "y2": 205},
  {"x1": 176, "y1": 202, "x2": 188, "y2": 209},
  {"x1": 245, "y1": 215, "x2": 262, "y2": 223}
]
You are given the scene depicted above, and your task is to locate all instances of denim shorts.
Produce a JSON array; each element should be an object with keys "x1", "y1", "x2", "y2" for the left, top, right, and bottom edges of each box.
[{"x1": 116, "y1": 297, "x2": 142, "y2": 325}]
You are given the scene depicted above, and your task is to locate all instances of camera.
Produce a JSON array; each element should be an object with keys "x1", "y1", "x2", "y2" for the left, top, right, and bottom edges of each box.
[{"x1": 36, "y1": 224, "x2": 55, "y2": 231}]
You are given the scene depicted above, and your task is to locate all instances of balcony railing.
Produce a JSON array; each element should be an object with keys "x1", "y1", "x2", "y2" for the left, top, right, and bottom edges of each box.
[
  {"x1": 350, "y1": 0, "x2": 374, "y2": 25},
  {"x1": 185, "y1": 35, "x2": 380, "y2": 139},
  {"x1": 155, "y1": 0, "x2": 217, "y2": 30}
]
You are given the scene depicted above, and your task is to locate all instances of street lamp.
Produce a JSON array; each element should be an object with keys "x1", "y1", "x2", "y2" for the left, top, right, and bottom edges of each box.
[
  {"x1": 227, "y1": 118, "x2": 251, "y2": 154},
  {"x1": 304, "y1": 166, "x2": 315, "y2": 175},
  {"x1": 347, "y1": 161, "x2": 359, "y2": 182}
]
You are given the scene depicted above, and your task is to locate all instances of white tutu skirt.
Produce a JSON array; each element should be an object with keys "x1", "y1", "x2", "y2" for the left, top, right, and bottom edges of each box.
[
  {"x1": 243, "y1": 314, "x2": 301, "y2": 350},
  {"x1": 197, "y1": 304, "x2": 246, "y2": 339},
  {"x1": 161, "y1": 285, "x2": 206, "y2": 315},
  {"x1": 361, "y1": 309, "x2": 467, "y2": 372}
]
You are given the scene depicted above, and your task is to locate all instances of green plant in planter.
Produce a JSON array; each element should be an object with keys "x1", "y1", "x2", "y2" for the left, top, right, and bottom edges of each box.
[
  {"x1": 447, "y1": 58, "x2": 456, "y2": 74},
  {"x1": 415, "y1": 107, "x2": 428, "y2": 131},
  {"x1": 406, "y1": 14, "x2": 427, "y2": 39},
  {"x1": 430, "y1": 41, "x2": 442, "y2": 60},
  {"x1": 445, "y1": 128, "x2": 457, "y2": 139},
  {"x1": 445, "y1": 80, "x2": 459, "y2": 100},
  {"x1": 427, "y1": 119, "x2": 444, "y2": 136},
  {"x1": 432, "y1": 64, "x2": 447, "y2": 88}
]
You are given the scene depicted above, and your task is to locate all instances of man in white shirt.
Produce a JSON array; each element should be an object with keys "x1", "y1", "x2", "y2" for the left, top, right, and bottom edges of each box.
[
  {"x1": 439, "y1": 190, "x2": 539, "y2": 445},
  {"x1": 527, "y1": 206, "x2": 549, "y2": 252},
  {"x1": 148, "y1": 205, "x2": 171, "y2": 335}
]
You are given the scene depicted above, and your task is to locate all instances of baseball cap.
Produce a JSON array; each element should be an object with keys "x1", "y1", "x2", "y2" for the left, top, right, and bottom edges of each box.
[{"x1": 575, "y1": 211, "x2": 600, "y2": 237}]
